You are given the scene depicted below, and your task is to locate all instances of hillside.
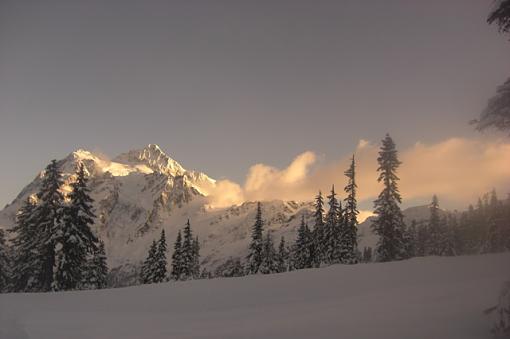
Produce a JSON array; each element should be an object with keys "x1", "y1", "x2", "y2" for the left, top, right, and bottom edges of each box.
[{"x1": 1, "y1": 253, "x2": 508, "y2": 339}]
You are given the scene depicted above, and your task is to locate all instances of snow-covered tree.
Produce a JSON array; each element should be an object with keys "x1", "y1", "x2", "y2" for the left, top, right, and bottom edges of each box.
[
  {"x1": 427, "y1": 195, "x2": 442, "y2": 256},
  {"x1": 0, "y1": 229, "x2": 11, "y2": 292},
  {"x1": 152, "y1": 230, "x2": 168, "y2": 283},
  {"x1": 488, "y1": 0, "x2": 510, "y2": 34},
  {"x1": 140, "y1": 240, "x2": 158, "y2": 284},
  {"x1": 171, "y1": 230, "x2": 183, "y2": 281},
  {"x1": 83, "y1": 240, "x2": 108, "y2": 289},
  {"x1": 404, "y1": 220, "x2": 417, "y2": 258},
  {"x1": 32, "y1": 160, "x2": 66, "y2": 292},
  {"x1": 10, "y1": 197, "x2": 37, "y2": 292},
  {"x1": 276, "y1": 236, "x2": 288, "y2": 273},
  {"x1": 247, "y1": 202, "x2": 264, "y2": 274},
  {"x1": 488, "y1": 281, "x2": 510, "y2": 337},
  {"x1": 192, "y1": 236, "x2": 201, "y2": 279},
  {"x1": 342, "y1": 155, "x2": 359, "y2": 264},
  {"x1": 312, "y1": 191, "x2": 325, "y2": 267},
  {"x1": 294, "y1": 215, "x2": 313, "y2": 269},
  {"x1": 181, "y1": 220, "x2": 195, "y2": 280},
  {"x1": 371, "y1": 134, "x2": 406, "y2": 262},
  {"x1": 214, "y1": 257, "x2": 245, "y2": 278},
  {"x1": 53, "y1": 163, "x2": 98, "y2": 291},
  {"x1": 260, "y1": 232, "x2": 277, "y2": 274},
  {"x1": 324, "y1": 186, "x2": 341, "y2": 264}
]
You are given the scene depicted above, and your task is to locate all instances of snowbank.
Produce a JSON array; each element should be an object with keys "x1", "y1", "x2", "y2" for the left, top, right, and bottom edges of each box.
[{"x1": 1, "y1": 253, "x2": 509, "y2": 339}]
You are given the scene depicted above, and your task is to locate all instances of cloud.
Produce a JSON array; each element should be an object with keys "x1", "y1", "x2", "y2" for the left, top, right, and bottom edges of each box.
[{"x1": 207, "y1": 137, "x2": 510, "y2": 211}]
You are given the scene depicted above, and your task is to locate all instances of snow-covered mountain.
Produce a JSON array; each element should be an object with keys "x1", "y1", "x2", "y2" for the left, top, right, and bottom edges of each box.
[
  {"x1": 0, "y1": 145, "x2": 315, "y2": 285},
  {"x1": 0, "y1": 144, "x2": 439, "y2": 286}
]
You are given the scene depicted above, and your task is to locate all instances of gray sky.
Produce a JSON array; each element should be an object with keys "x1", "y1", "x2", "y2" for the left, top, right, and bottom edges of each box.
[{"x1": 0, "y1": 0, "x2": 509, "y2": 208}]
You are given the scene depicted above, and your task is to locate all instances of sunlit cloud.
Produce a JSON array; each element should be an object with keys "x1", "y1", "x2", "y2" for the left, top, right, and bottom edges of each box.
[{"x1": 207, "y1": 137, "x2": 510, "y2": 211}]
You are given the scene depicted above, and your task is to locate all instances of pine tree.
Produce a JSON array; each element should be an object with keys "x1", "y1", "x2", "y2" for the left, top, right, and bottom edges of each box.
[
  {"x1": 140, "y1": 240, "x2": 158, "y2": 284},
  {"x1": 371, "y1": 134, "x2": 406, "y2": 262},
  {"x1": 0, "y1": 229, "x2": 11, "y2": 292},
  {"x1": 53, "y1": 164, "x2": 98, "y2": 291},
  {"x1": 181, "y1": 220, "x2": 194, "y2": 280},
  {"x1": 10, "y1": 197, "x2": 38, "y2": 292},
  {"x1": 276, "y1": 236, "x2": 288, "y2": 273},
  {"x1": 324, "y1": 185, "x2": 340, "y2": 264},
  {"x1": 260, "y1": 232, "x2": 277, "y2": 274},
  {"x1": 192, "y1": 236, "x2": 201, "y2": 279},
  {"x1": 312, "y1": 191, "x2": 325, "y2": 266},
  {"x1": 32, "y1": 160, "x2": 66, "y2": 291},
  {"x1": 171, "y1": 230, "x2": 183, "y2": 281},
  {"x1": 84, "y1": 240, "x2": 108, "y2": 289},
  {"x1": 427, "y1": 195, "x2": 442, "y2": 256},
  {"x1": 342, "y1": 155, "x2": 359, "y2": 264},
  {"x1": 294, "y1": 215, "x2": 312, "y2": 269},
  {"x1": 152, "y1": 230, "x2": 168, "y2": 283},
  {"x1": 404, "y1": 220, "x2": 417, "y2": 258},
  {"x1": 247, "y1": 202, "x2": 264, "y2": 274}
]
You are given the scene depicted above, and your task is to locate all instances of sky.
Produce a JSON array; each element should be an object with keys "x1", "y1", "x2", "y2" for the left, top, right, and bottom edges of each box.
[{"x1": 0, "y1": 0, "x2": 509, "y2": 210}]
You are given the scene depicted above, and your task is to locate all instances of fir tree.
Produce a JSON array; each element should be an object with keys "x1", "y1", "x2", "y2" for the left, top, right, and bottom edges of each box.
[
  {"x1": 427, "y1": 195, "x2": 442, "y2": 256},
  {"x1": 276, "y1": 236, "x2": 288, "y2": 273},
  {"x1": 247, "y1": 202, "x2": 264, "y2": 274},
  {"x1": 53, "y1": 164, "x2": 98, "y2": 291},
  {"x1": 324, "y1": 185, "x2": 340, "y2": 264},
  {"x1": 10, "y1": 197, "x2": 38, "y2": 292},
  {"x1": 181, "y1": 220, "x2": 194, "y2": 280},
  {"x1": 342, "y1": 155, "x2": 359, "y2": 264},
  {"x1": 171, "y1": 230, "x2": 183, "y2": 281},
  {"x1": 153, "y1": 230, "x2": 168, "y2": 283},
  {"x1": 0, "y1": 229, "x2": 11, "y2": 292},
  {"x1": 140, "y1": 240, "x2": 158, "y2": 284},
  {"x1": 32, "y1": 160, "x2": 66, "y2": 291},
  {"x1": 192, "y1": 236, "x2": 201, "y2": 279},
  {"x1": 260, "y1": 232, "x2": 277, "y2": 274},
  {"x1": 404, "y1": 220, "x2": 417, "y2": 258},
  {"x1": 84, "y1": 240, "x2": 108, "y2": 289},
  {"x1": 312, "y1": 191, "x2": 325, "y2": 267},
  {"x1": 371, "y1": 134, "x2": 406, "y2": 262},
  {"x1": 294, "y1": 215, "x2": 312, "y2": 269}
]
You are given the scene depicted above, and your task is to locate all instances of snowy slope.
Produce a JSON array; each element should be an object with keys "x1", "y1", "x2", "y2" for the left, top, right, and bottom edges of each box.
[
  {"x1": 1, "y1": 253, "x2": 508, "y2": 339},
  {"x1": 0, "y1": 145, "x2": 314, "y2": 284}
]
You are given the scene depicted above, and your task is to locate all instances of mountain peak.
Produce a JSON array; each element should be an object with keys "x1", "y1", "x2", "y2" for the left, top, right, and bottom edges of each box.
[{"x1": 114, "y1": 144, "x2": 185, "y2": 176}]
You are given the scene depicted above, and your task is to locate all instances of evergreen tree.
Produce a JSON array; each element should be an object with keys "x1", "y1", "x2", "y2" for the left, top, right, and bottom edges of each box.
[
  {"x1": 342, "y1": 155, "x2": 359, "y2": 264},
  {"x1": 404, "y1": 220, "x2": 417, "y2": 258},
  {"x1": 312, "y1": 191, "x2": 325, "y2": 267},
  {"x1": 31, "y1": 160, "x2": 66, "y2": 291},
  {"x1": 10, "y1": 197, "x2": 38, "y2": 292},
  {"x1": 84, "y1": 240, "x2": 108, "y2": 289},
  {"x1": 260, "y1": 232, "x2": 277, "y2": 274},
  {"x1": 371, "y1": 134, "x2": 406, "y2": 262},
  {"x1": 427, "y1": 195, "x2": 442, "y2": 256},
  {"x1": 192, "y1": 236, "x2": 201, "y2": 279},
  {"x1": 276, "y1": 236, "x2": 288, "y2": 273},
  {"x1": 153, "y1": 230, "x2": 168, "y2": 283},
  {"x1": 181, "y1": 220, "x2": 195, "y2": 280},
  {"x1": 324, "y1": 185, "x2": 340, "y2": 264},
  {"x1": 171, "y1": 231, "x2": 183, "y2": 281},
  {"x1": 247, "y1": 202, "x2": 264, "y2": 274},
  {"x1": 294, "y1": 215, "x2": 312, "y2": 269},
  {"x1": 0, "y1": 229, "x2": 11, "y2": 292},
  {"x1": 140, "y1": 240, "x2": 158, "y2": 284},
  {"x1": 53, "y1": 164, "x2": 98, "y2": 291}
]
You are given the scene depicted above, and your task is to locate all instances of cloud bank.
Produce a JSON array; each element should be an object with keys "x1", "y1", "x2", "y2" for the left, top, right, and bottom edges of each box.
[{"x1": 207, "y1": 137, "x2": 510, "y2": 212}]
